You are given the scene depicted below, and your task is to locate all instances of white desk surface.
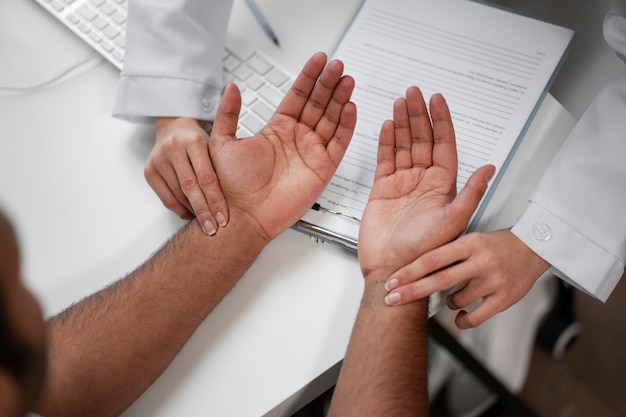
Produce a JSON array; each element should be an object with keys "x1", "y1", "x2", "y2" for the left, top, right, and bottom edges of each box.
[{"x1": 0, "y1": 0, "x2": 576, "y2": 416}]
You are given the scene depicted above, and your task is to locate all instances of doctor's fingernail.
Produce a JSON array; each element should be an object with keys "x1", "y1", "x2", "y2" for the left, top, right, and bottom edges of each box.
[
  {"x1": 384, "y1": 292, "x2": 401, "y2": 306},
  {"x1": 446, "y1": 295, "x2": 458, "y2": 310},
  {"x1": 216, "y1": 212, "x2": 227, "y2": 228},
  {"x1": 385, "y1": 278, "x2": 399, "y2": 291},
  {"x1": 203, "y1": 220, "x2": 217, "y2": 236}
]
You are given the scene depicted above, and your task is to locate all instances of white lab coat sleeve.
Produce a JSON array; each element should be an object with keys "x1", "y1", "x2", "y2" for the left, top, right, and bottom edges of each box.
[
  {"x1": 511, "y1": 2, "x2": 626, "y2": 302},
  {"x1": 112, "y1": 0, "x2": 234, "y2": 123}
]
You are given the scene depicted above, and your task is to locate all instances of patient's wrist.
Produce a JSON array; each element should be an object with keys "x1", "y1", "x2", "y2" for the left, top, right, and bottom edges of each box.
[{"x1": 360, "y1": 270, "x2": 392, "y2": 307}]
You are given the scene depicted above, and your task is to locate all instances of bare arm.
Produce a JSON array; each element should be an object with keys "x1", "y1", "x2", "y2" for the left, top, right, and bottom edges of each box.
[
  {"x1": 36, "y1": 217, "x2": 265, "y2": 417},
  {"x1": 328, "y1": 88, "x2": 492, "y2": 416},
  {"x1": 329, "y1": 275, "x2": 430, "y2": 417},
  {"x1": 34, "y1": 52, "x2": 356, "y2": 417}
]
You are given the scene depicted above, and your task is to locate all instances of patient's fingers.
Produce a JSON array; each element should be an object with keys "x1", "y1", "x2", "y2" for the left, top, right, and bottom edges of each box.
[
  {"x1": 211, "y1": 83, "x2": 242, "y2": 144},
  {"x1": 299, "y1": 59, "x2": 346, "y2": 128},
  {"x1": 275, "y1": 52, "x2": 328, "y2": 120},
  {"x1": 312, "y1": 74, "x2": 355, "y2": 142},
  {"x1": 374, "y1": 119, "x2": 397, "y2": 180},
  {"x1": 393, "y1": 97, "x2": 413, "y2": 170},
  {"x1": 429, "y1": 93, "x2": 457, "y2": 177},
  {"x1": 324, "y1": 101, "x2": 358, "y2": 168},
  {"x1": 406, "y1": 87, "x2": 434, "y2": 169}
]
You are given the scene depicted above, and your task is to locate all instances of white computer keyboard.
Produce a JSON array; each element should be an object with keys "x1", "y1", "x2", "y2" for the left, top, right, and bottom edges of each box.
[
  {"x1": 222, "y1": 35, "x2": 294, "y2": 137},
  {"x1": 32, "y1": 0, "x2": 295, "y2": 137}
]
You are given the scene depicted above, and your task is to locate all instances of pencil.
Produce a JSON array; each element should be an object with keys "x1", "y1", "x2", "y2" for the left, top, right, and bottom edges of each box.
[{"x1": 244, "y1": 0, "x2": 280, "y2": 47}]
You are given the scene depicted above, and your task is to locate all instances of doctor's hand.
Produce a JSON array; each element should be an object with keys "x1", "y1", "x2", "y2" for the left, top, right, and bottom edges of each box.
[
  {"x1": 145, "y1": 116, "x2": 228, "y2": 236},
  {"x1": 208, "y1": 52, "x2": 356, "y2": 242},
  {"x1": 358, "y1": 87, "x2": 495, "y2": 283},
  {"x1": 384, "y1": 228, "x2": 550, "y2": 328}
]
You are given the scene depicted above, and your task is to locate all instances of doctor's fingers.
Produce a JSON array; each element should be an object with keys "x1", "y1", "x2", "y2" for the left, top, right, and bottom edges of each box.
[
  {"x1": 446, "y1": 269, "x2": 532, "y2": 329},
  {"x1": 170, "y1": 144, "x2": 227, "y2": 236},
  {"x1": 384, "y1": 236, "x2": 474, "y2": 292},
  {"x1": 453, "y1": 293, "x2": 512, "y2": 329},
  {"x1": 144, "y1": 162, "x2": 193, "y2": 220},
  {"x1": 186, "y1": 146, "x2": 229, "y2": 231},
  {"x1": 384, "y1": 257, "x2": 479, "y2": 306},
  {"x1": 145, "y1": 143, "x2": 222, "y2": 235}
]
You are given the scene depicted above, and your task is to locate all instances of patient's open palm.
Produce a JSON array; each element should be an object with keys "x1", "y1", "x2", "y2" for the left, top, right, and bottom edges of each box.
[
  {"x1": 209, "y1": 53, "x2": 356, "y2": 240},
  {"x1": 358, "y1": 87, "x2": 494, "y2": 278}
]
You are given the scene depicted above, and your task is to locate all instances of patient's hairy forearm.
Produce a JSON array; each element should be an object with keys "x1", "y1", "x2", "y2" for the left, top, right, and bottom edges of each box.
[
  {"x1": 328, "y1": 275, "x2": 429, "y2": 417},
  {"x1": 34, "y1": 216, "x2": 267, "y2": 417}
]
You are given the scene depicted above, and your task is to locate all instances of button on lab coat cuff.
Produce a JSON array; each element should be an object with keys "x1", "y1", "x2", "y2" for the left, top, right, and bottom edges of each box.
[{"x1": 512, "y1": 203, "x2": 623, "y2": 302}]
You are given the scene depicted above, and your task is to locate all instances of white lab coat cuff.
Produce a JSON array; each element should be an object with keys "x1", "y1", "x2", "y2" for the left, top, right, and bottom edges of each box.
[
  {"x1": 512, "y1": 203, "x2": 623, "y2": 302},
  {"x1": 112, "y1": 75, "x2": 222, "y2": 123}
]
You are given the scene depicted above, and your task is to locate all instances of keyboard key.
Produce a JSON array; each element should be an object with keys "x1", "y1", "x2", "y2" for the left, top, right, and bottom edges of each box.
[
  {"x1": 240, "y1": 113, "x2": 265, "y2": 134},
  {"x1": 247, "y1": 54, "x2": 273, "y2": 75},
  {"x1": 51, "y1": 1, "x2": 64, "y2": 11},
  {"x1": 251, "y1": 100, "x2": 274, "y2": 122},
  {"x1": 240, "y1": 89, "x2": 258, "y2": 107},
  {"x1": 266, "y1": 68, "x2": 290, "y2": 87},
  {"x1": 89, "y1": 31, "x2": 103, "y2": 43},
  {"x1": 258, "y1": 85, "x2": 284, "y2": 108},
  {"x1": 233, "y1": 64, "x2": 253, "y2": 82},
  {"x1": 93, "y1": 16, "x2": 109, "y2": 30},
  {"x1": 245, "y1": 74, "x2": 265, "y2": 91},
  {"x1": 100, "y1": 40, "x2": 114, "y2": 52},
  {"x1": 111, "y1": 11, "x2": 126, "y2": 25},
  {"x1": 223, "y1": 55, "x2": 241, "y2": 73},
  {"x1": 112, "y1": 49, "x2": 124, "y2": 63},
  {"x1": 100, "y1": 3, "x2": 117, "y2": 16},
  {"x1": 103, "y1": 26, "x2": 119, "y2": 39},
  {"x1": 114, "y1": 35, "x2": 125, "y2": 48},
  {"x1": 66, "y1": 13, "x2": 80, "y2": 24},
  {"x1": 237, "y1": 126, "x2": 254, "y2": 138},
  {"x1": 77, "y1": 4, "x2": 97, "y2": 20},
  {"x1": 78, "y1": 22, "x2": 91, "y2": 33}
]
